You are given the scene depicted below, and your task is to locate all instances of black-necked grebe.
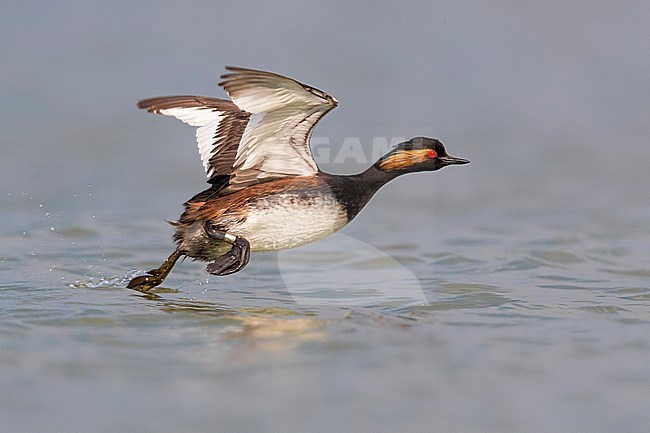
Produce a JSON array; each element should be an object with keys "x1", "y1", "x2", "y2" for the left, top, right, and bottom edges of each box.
[{"x1": 127, "y1": 67, "x2": 469, "y2": 292}]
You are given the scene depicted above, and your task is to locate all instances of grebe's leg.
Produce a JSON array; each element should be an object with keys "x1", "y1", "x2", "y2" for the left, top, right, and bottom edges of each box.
[
  {"x1": 127, "y1": 249, "x2": 183, "y2": 292},
  {"x1": 204, "y1": 224, "x2": 251, "y2": 276}
]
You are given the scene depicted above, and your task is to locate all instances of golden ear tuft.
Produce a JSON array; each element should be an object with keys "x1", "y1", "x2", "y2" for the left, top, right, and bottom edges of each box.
[{"x1": 379, "y1": 149, "x2": 431, "y2": 171}]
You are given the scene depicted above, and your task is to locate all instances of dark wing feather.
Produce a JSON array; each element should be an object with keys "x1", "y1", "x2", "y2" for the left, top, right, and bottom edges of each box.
[
  {"x1": 137, "y1": 96, "x2": 250, "y2": 182},
  {"x1": 137, "y1": 67, "x2": 338, "y2": 195},
  {"x1": 217, "y1": 67, "x2": 338, "y2": 193}
]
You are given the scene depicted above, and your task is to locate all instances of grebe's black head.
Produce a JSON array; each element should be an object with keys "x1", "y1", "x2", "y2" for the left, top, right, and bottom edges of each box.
[{"x1": 375, "y1": 137, "x2": 470, "y2": 174}]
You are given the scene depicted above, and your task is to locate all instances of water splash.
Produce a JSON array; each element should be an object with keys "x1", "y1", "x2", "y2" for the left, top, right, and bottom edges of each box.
[{"x1": 68, "y1": 269, "x2": 143, "y2": 289}]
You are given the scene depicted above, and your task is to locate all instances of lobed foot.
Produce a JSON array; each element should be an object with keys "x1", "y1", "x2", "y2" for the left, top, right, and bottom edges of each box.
[
  {"x1": 127, "y1": 270, "x2": 164, "y2": 292},
  {"x1": 127, "y1": 250, "x2": 182, "y2": 292},
  {"x1": 204, "y1": 224, "x2": 251, "y2": 276}
]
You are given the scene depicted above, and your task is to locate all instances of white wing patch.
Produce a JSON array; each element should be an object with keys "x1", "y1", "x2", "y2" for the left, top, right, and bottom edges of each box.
[
  {"x1": 219, "y1": 67, "x2": 338, "y2": 188},
  {"x1": 236, "y1": 108, "x2": 323, "y2": 176},
  {"x1": 158, "y1": 107, "x2": 225, "y2": 178},
  {"x1": 138, "y1": 68, "x2": 338, "y2": 194}
]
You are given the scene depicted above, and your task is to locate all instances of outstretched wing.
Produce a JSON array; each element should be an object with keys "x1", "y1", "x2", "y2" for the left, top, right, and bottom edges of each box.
[
  {"x1": 137, "y1": 67, "x2": 338, "y2": 194},
  {"x1": 218, "y1": 66, "x2": 338, "y2": 191},
  {"x1": 136, "y1": 96, "x2": 250, "y2": 182}
]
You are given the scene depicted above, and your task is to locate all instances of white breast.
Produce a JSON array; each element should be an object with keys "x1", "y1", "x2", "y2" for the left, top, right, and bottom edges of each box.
[{"x1": 233, "y1": 195, "x2": 349, "y2": 252}]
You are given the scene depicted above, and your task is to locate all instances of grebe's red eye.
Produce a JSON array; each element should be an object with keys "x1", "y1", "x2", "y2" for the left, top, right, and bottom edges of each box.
[{"x1": 427, "y1": 149, "x2": 437, "y2": 158}]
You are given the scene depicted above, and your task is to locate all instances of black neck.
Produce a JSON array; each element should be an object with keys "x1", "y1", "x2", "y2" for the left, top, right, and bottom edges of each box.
[
  {"x1": 358, "y1": 163, "x2": 402, "y2": 190},
  {"x1": 323, "y1": 164, "x2": 402, "y2": 221}
]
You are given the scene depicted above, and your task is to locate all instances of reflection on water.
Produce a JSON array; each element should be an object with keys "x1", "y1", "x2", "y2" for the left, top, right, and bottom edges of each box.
[
  {"x1": 1, "y1": 2, "x2": 648, "y2": 430},
  {"x1": 159, "y1": 299, "x2": 331, "y2": 359},
  {"x1": 1, "y1": 195, "x2": 649, "y2": 432}
]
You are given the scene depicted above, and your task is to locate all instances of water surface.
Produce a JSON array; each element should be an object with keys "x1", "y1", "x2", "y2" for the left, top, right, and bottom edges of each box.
[{"x1": 1, "y1": 2, "x2": 649, "y2": 432}]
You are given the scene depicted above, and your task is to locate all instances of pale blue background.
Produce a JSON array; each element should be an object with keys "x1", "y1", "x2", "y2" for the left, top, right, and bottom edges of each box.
[{"x1": 1, "y1": 1, "x2": 649, "y2": 432}]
